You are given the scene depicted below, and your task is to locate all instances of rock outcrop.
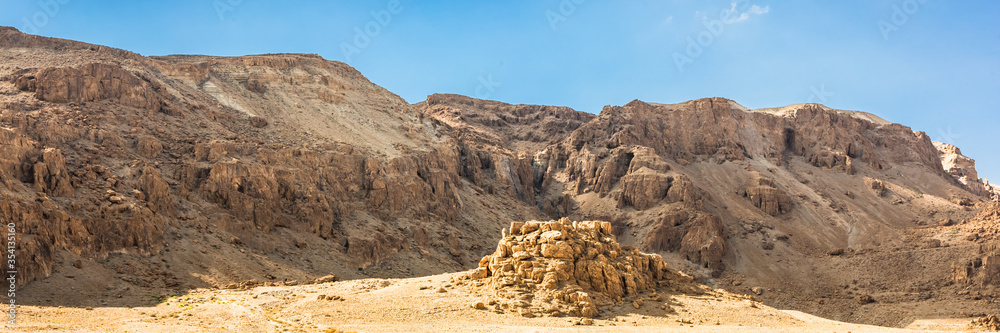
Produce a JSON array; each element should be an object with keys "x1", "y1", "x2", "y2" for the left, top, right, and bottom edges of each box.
[
  {"x1": 678, "y1": 214, "x2": 728, "y2": 276},
  {"x1": 469, "y1": 218, "x2": 687, "y2": 318},
  {"x1": 952, "y1": 244, "x2": 1000, "y2": 287},
  {"x1": 416, "y1": 93, "x2": 595, "y2": 153},
  {"x1": 32, "y1": 148, "x2": 74, "y2": 197},
  {"x1": 615, "y1": 173, "x2": 672, "y2": 210},
  {"x1": 644, "y1": 211, "x2": 692, "y2": 253},
  {"x1": 740, "y1": 176, "x2": 792, "y2": 216},
  {"x1": 935, "y1": 142, "x2": 1000, "y2": 200},
  {"x1": 865, "y1": 177, "x2": 888, "y2": 197},
  {"x1": 970, "y1": 315, "x2": 1000, "y2": 331},
  {"x1": 15, "y1": 63, "x2": 163, "y2": 112}
]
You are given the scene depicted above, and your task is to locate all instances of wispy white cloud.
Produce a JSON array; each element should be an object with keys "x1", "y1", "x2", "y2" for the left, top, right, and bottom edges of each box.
[
  {"x1": 722, "y1": 2, "x2": 770, "y2": 24},
  {"x1": 664, "y1": 16, "x2": 674, "y2": 24}
]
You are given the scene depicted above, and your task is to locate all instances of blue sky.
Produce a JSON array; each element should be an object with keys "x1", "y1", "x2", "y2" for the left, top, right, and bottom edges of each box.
[{"x1": 1, "y1": 0, "x2": 998, "y2": 182}]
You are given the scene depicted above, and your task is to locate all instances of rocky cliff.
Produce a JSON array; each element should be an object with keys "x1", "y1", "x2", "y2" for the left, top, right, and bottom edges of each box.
[
  {"x1": 935, "y1": 141, "x2": 1000, "y2": 200},
  {"x1": 2, "y1": 27, "x2": 998, "y2": 326},
  {"x1": 417, "y1": 96, "x2": 1000, "y2": 325},
  {"x1": 0, "y1": 26, "x2": 544, "y2": 290}
]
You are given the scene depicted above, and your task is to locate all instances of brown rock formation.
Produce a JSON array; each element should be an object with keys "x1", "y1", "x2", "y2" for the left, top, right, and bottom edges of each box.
[
  {"x1": 678, "y1": 215, "x2": 728, "y2": 276},
  {"x1": 615, "y1": 173, "x2": 672, "y2": 210},
  {"x1": 935, "y1": 142, "x2": 1000, "y2": 199},
  {"x1": 970, "y1": 315, "x2": 1000, "y2": 331},
  {"x1": 469, "y1": 218, "x2": 688, "y2": 317},
  {"x1": 136, "y1": 135, "x2": 162, "y2": 158},
  {"x1": 865, "y1": 177, "x2": 888, "y2": 197},
  {"x1": 740, "y1": 176, "x2": 792, "y2": 216},
  {"x1": 644, "y1": 210, "x2": 691, "y2": 253},
  {"x1": 137, "y1": 165, "x2": 175, "y2": 216},
  {"x1": 415, "y1": 93, "x2": 595, "y2": 154},
  {"x1": 0, "y1": 27, "x2": 548, "y2": 289},
  {"x1": 17, "y1": 63, "x2": 163, "y2": 112},
  {"x1": 952, "y1": 244, "x2": 1000, "y2": 287},
  {"x1": 32, "y1": 148, "x2": 74, "y2": 197},
  {"x1": 2, "y1": 26, "x2": 999, "y2": 327}
]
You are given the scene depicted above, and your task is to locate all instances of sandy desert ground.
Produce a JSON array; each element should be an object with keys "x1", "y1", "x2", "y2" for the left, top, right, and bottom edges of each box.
[{"x1": 3, "y1": 271, "x2": 990, "y2": 333}]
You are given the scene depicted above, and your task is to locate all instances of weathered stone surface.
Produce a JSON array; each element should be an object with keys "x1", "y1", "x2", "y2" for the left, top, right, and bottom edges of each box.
[
  {"x1": 416, "y1": 93, "x2": 595, "y2": 154},
  {"x1": 137, "y1": 165, "x2": 174, "y2": 216},
  {"x1": 470, "y1": 218, "x2": 688, "y2": 318},
  {"x1": 249, "y1": 116, "x2": 268, "y2": 128},
  {"x1": 679, "y1": 215, "x2": 728, "y2": 277},
  {"x1": 136, "y1": 135, "x2": 162, "y2": 158},
  {"x1": 33, "y1": 148, "x2": 74, "y2": 197},
  {"x1": 665, "y1": 174, "x2": 702, "y2": 209},
  {"x1": 644, "y1": 210, "x2": 690, "y2": 252},
  {"x1": 627, "y1": 147, "x2": 670, "y2": 173},
  {"x1": 970, "y1": 315, "x2": 1000, "y2": 331},
  {"x1": 613, "y1": 147, "x2": 702, "y2": 211},
  {"x1": 983, "y1": 254, "x2": 1000, "y2": 286},
  {"x1": 28, "y1": 63, "x2": 163, "y2": 111},
  {"x1": 314, "y1": 274, "x2": 339, "y2": 284},
  {"x1": 616, "y1": 173, "x2": 671, "y2": 210},
  {"x1": 540, "y1": 241, "x2": 573, "y2": 258},
  {"x1": 0, "y1": 128, "x2": 38, "y2": 187},
  {"x1": 642, "y1": 208, "x2": 728, "y2": 278},
  {"x1": 741, "y1": 176, "x2": 792, "y2": 216},
  {"x1": 935, "y1": 142, "x2": 1000, "y2": 199},
  {"x1": 809, "y1": 149, "x2": 855, "y2": 174}
]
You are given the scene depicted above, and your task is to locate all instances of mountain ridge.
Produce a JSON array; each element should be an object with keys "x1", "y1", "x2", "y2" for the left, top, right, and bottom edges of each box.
[{"x1": 2, "y1": 26, "x2": 998, "y2": 327}]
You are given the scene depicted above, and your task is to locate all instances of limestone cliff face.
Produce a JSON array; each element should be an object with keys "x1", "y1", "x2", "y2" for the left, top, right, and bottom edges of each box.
[{"x1": 934, "y1": 142, "x2": 999, "y2": 200}]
